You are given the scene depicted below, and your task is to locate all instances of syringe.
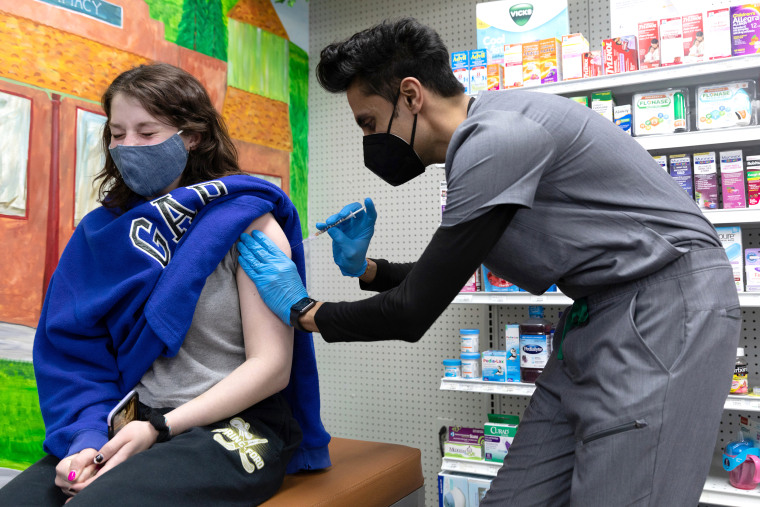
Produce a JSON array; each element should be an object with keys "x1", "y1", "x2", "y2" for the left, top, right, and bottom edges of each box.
[{"x1": 292, "y1": 205, "x2": 366, "y2": 249}]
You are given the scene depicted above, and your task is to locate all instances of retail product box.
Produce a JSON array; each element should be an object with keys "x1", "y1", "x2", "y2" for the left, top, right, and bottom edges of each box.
[
  {"x1": 505, "y1": 324, "x2": 520, "y2": 383},
  {"x1": 696, "y1": 81, "x2": 755, "y2": 131},
  {"x1": 487, "y1": 63, "x2": 503, "y2": 91},
  {"x1": 561, "y1": 33, "x2": 588, "y2": 80},
  {"x1": 452, "y1": 51, "x2": 469, "y2": 95},
  {"x1": 539, "y1": 38, "x2": 562, "y2": 84},
  {"x1": 591, "y1": 91, "x2": 615, "y2": 122},
  {"x1": 730, "y1": 5, "x2": 760, "y2": 56},
  {"x1": 482, "y1": 265, "x2": 520, "y2": 292},
  {"x1": 669, "y1": 154, "x2": 694, "y2": 199},
  {"x1": 705, "y1": 8, "x2": 732, "y2": 60},
  {"x1": 444, "y1": 441, "x2": 484, "y2": 461},
  {"x1": 468, "y1": 476, "x2": 492, "y2": 507},
  {"x1": 461, "y1": 267, "x2": 482, "y2": 292},
  {"x1": 660, "y1": 17, "x2": 684, "y2": 66},
  {"x1": 569, "y1": 96, "x2": 588, "y2": 106},
  {"x1": 469, "y1": 49, "x2": 488, "y2": 94},
  {"x1": 484, "y1": 414, "x2": 519, "y2": 463},
  {"x1": 747, "y1": 155, "x2": 760, "y2": 208},
  {"x1": 482, "y1": 350, "x2": 507, "y2": 382},
  {"x1": 638, "y1": 21, "x2": 660, "y2": 69},
  {"x1": 582, "y1": 51, "x2": 602, "y2": 78},
  {"x1": 693, "y1": 152, "x2": 719, "y2": 210},
  {"x1": 614, "y1": 105, "x2": 632, "y2": 135},
  {"x1": 717, "y1": 226, "x2": 743, "y2": 291},
  {"x1": 503, "y1": 43, "x2": 523, "y2": 88},
  {"x1": 653, "y1": 155, "x2": 668, "y2": 172},
  {"x1": 746, "y1": 249, "x2": 760, "y2": 292},
  {"x1": 720, "y1": 150, "x2": 747, "y2": 209},
  {"x1": 440, "y1": 180, "x2": 447, "y2": 221},
  {"x1": 439, "y1": 472, "x2": 471, "y2": 507},
  {"x1": 632, "y1": 89, "x2": 688, "y2": 136},
  {"x1": 741, "y1": 416, "x2": 760, "y2": 446},
  {"x1": 448, "y1": 426, "x2": 485, "y2": 445},
  {"x1": 682, "y1": 13, "x2": 705, "y2": 63},
  {"x1": 522, "y1": 41, "x2": 541, "y2": 87},
  {"x1": 602, "y1": 36, "x2": 638, "y2": 75}
]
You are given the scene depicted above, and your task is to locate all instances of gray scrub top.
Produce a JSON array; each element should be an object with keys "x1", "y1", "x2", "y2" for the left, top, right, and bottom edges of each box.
[{"x1": 441, "y1": 90, "x2": 721, "y2": 300}]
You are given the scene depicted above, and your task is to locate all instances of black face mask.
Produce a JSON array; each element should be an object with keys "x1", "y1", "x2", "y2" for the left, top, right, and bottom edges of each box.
[{"x1": 362, "y1": 93, "x2": 426, "y2": 187}]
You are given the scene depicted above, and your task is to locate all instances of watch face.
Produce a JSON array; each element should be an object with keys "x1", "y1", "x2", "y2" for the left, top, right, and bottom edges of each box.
[{"x1": 293, "y1": 298, "x2": 315, "y2": 313}]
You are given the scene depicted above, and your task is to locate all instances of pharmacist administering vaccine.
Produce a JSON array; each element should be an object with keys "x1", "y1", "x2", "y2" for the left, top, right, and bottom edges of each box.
[{"x1": 238, "y1": 17, "x2": 740, "y2": 506}]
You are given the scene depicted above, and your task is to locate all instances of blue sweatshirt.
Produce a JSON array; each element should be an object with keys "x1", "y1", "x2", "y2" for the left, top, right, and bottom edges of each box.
[{"x1": 33, "y1": 175, "x2": 330, "y2": 473}]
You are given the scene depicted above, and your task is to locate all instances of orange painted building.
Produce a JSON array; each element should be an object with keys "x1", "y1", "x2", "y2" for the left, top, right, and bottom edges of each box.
[{"x1": 0, "y1": 0, "x2": 294, "y2": 327}]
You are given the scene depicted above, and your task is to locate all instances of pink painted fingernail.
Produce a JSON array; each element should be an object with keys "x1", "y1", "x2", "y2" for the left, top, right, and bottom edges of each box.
[{"x1": 67, "y1": 470, "x2": 77, "y2": 481}]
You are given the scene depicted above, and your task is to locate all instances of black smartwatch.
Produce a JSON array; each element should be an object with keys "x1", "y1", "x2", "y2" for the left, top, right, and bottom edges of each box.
[{"x1": 290, "y1": 297, "x2": 317, "y2": 331}]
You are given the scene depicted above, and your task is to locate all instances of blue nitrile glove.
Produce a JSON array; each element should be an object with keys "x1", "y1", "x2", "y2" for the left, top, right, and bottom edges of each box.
[
  {"x1": 237, "y1": 230, "x2": 308, "y2": 327},
  {"x1": 316, "y1": 198, "x2": 377, "y2": 277}
]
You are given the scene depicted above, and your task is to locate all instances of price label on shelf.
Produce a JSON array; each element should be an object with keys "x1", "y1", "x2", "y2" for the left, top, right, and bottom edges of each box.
[
  {"x1": 481, "y1": 384, "x2": 495, "y2": 393},
  {"x1": 447, "y1": 461, "x2": 460, "y2": 471},
  {"x1": 490, "y1": 296, "x2": 507, "y2": 304},
  {"x1": 455, "y1": 295, "x2": 473, "y2": 303},
  {"x1": 457, "y1": 383, "x2": 473, "y2": 392},
  {"x1": 530, "y1": 295, "x2": 545, "y2": 303}
]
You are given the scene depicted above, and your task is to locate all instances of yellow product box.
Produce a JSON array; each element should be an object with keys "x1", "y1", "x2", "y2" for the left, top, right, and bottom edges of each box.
[
  {"x1": 503, "y1": 43, "x2": 523, "y2": 88},
  {"x1": 487, "y1": 63, "x2": 504, "y2": 90},
  {"x1": 539, "y1": 38, "x2": 562, "y2": 84},
  {"x1": 522, "y1": 41, "x2": 541, "y2": 87},
  {"x1": 561, "y1": 33, "x2": 589, "y2": 80}
]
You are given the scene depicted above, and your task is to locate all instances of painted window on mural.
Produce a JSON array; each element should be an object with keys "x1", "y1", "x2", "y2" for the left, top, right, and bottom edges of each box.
[
  {"x1": 0, "y1": 91, "x2": 31, "y2": 217},
  {"x1": 254, "y1": 174, "x2": 283, "y2": 189},
  {"x1": 228, "y1": 19, "x2": 289, "y2": 104},
  {"x1": 75, "y1": 109, "x2": 106, "y2": 224}
]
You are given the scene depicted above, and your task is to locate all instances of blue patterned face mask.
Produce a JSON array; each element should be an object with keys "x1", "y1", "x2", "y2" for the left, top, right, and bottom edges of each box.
[{"x1": 109, "y1": 130, "x2": 188, "y2": 198}]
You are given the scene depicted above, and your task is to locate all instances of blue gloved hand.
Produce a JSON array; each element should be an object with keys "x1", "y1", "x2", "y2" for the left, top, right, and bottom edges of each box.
[
  {"x1": 316, "y1": 198, "x2": 377, "y2": 277},
  {"x1": 237, "y1": 230, "x2": 308, "y2": 327}
]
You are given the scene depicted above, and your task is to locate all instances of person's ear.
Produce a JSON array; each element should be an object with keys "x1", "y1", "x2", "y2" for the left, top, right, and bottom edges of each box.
[
  {"x1": 399, "y1": 77, "x2": 423, "y2": 115},
  {"x1": 185, "y1": 132, "x2": 201, "y2": 151}
]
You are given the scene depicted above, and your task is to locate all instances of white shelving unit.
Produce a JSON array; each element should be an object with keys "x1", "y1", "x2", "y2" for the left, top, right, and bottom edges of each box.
[{"x1": 443, "y1": 55, "x2": 760, "y2": 506}]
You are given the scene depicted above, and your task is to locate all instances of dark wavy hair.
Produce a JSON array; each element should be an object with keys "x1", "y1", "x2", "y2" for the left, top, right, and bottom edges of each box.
[
  {"x1": 96, "y1": 63, "x2": 242, "y2": 211},
  {"x1": 316, "y1": 17, "x2": 464, "y2": 105}
]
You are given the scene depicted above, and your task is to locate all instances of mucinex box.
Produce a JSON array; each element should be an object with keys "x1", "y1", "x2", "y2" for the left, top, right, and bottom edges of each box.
[
  {"x1": 693, "y1": 152, "x2": 719, "y2": 210},
  {"x1": 720, "y1": 150, "x2": 747, "y2": 209},
  {"x1": 451, "y1": 51, "x2": 469, "y2": 94},
  {"x1": 717, "y1": 226, "x2": 743, "y2": 291},
  {"x1": 747, "y1": 155, "x2": 760, "y2": 208},
  {"x1": 669, "y1": 154, "x2": 693, "y2": 199},
  {"x1": 696, "y1": 81, "x2": 755, "y2": 130}
]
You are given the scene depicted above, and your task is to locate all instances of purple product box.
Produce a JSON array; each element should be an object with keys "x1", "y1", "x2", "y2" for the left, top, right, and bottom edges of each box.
[
  {"x1": 730, "y1": 5, "x2": 760, "y2": 56},
  {"x1": 669, "y1": 154, "x2": 693, "y2": 199},
  {"x1": 448, "y1": 426, "x2": 485, "y2": 445},
  {"x1": 721, "y1": 150, "x2": 747, "y2": 209},
  {"x1": 693, "y1": 152, "x2": 719, "y2": 210}
]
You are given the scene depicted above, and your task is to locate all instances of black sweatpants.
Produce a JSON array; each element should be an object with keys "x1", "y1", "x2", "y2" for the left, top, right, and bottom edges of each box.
[{"x1": 0, "y1": 394, "x2": 302, "y2": 506}]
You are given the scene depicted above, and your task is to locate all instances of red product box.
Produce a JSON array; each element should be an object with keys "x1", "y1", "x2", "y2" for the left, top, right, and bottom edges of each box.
[
  {"x1": 602, "y1": 36, "x2": 639, "y2": 75},
  {"x1": 638, "y1": 21, "x2": 660, "y2": 69},
  {"x1": 582, "y1": 51, "x2": 602, "y2": 78},
  {"x1": 682, "y1": 13, "x2": 705, "y2": 62}
]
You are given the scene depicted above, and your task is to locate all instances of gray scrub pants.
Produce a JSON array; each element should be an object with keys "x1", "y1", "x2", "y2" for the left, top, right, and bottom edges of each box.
[{"x1": 481, "y1": 247, "x2": 741, "y2": 506}]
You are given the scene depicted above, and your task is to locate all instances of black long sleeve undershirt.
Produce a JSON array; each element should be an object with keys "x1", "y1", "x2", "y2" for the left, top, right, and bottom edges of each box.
[{"x1": 315, "y1": 205, "x2": 518, "y2": 343}]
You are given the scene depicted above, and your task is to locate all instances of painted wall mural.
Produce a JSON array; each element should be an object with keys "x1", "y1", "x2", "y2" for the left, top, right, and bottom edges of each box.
[{"x1": 0, "y1": 0, "x2": 309, "y2": 469}]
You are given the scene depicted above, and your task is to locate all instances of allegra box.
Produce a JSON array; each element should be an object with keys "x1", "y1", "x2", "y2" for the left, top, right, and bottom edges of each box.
[
  {"x1": 730, "y1": 4, "x2": 760, "y2": 56},
  {"x1": 638, "y1": 21, "x2": 660, "y2": 69},
  {"x1": 602, "y1": 36, "x2": 638, "y2": 75}
]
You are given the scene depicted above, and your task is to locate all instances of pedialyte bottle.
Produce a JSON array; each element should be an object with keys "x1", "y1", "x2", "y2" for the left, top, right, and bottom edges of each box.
[
  {"x1": 732, "y1": 347, "x2": 749, "y2": 394},
  {"x1": 519, "y1": 306, "x2": 550, "y2": 383}
]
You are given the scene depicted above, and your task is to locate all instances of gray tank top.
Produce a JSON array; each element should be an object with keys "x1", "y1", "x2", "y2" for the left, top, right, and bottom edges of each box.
[{"x1": 135, "y1": 246, "x2": 246, "y2": 408}]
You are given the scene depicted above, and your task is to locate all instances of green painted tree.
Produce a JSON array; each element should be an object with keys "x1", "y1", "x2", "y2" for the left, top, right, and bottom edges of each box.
[{"x1": 176, "y1": 0, "x2": 228, "y2": 61}]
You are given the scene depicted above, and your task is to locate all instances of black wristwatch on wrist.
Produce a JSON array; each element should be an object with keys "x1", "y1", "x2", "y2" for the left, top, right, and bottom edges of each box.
[
  {"x1": 290, "y1": 297, "x2": 317, "y2": 331},
  {"x1": 148, "y1": 411, "x2": 172, "y2": 443}
]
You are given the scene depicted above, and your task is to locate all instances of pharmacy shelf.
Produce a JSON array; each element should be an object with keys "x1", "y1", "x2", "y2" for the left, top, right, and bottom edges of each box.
[
  {"x1": 703, "y1": 208, "x2": 760, "y2": 225},
  {"x1": 441, "y1": 378, "x2": 760, "y2": 412},
  {"x1": 522, "y1": 54, "x2": 760, "y2": 97},
  {"x1": 739, "y1": 293, "x2": 760, "y2": 308},
  {"x1": 452, "y1": 292, "x2": 573, "y2": 306},
  {"x1": 635, "y1": 126, "x2": 760, "y2": 152},
  {"x1": 700, "y1": 451, "x2": 760, "y2": 506},
  {"x1": 440, "y1": 378, "x2": 536, "y2": 396},
  {"x1": 440, "y1": 456, "x2": 501, "y2": 477}
]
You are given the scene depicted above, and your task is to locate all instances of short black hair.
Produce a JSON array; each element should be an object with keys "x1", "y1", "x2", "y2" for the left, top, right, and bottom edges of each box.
[{"x1": 316, "y1": 17, "x2": 464, "y2": 105}]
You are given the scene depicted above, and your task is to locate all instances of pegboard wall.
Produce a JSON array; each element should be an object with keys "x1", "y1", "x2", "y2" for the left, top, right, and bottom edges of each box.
[{"x1": 307, "y1": 2, "x2": 749, "y2": 506}]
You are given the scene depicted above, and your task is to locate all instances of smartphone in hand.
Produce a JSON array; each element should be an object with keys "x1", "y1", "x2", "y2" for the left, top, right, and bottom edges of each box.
[{"x1": 107, "y1": 390, "x2": 138, "y2": 439}]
